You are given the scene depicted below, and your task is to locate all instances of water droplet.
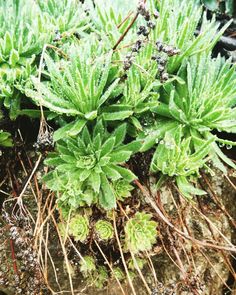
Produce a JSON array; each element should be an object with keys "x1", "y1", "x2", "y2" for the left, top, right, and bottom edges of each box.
[
  {"x1": 160, "y1": 140, "x2": 164, "y2": 144},
  {"x1": 226, "y1": 144, "x2": 232, "y2": 150},
  {"x1": 219, "y1": 142, "x2": 225, "y2": 147}
]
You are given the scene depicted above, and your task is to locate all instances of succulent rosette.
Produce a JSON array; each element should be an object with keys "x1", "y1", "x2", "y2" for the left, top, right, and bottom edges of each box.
[{"x1": 124, "y1": 212, "x2": 158, "y2": 253}]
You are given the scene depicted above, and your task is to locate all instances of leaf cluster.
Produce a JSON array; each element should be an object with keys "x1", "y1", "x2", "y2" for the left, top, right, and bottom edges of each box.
[
  {"x1": 0, "y1": 130, "x2": 13, "y2": 147},
  {"x1": 44, "y1": 121, "x2": 140, "y2": 209},
  {"x1": 95, "y1": 220, "x2": 114, "y2": 240},
  {"x1": 124, "y1": 212, "x2": 158, "y2": 253},
  {"x1": 1, "y1": 0, "x2": 235, "y2": 206}
]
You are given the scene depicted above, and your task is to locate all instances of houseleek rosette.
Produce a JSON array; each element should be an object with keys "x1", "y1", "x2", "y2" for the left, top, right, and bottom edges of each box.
[
  {"x1": 113, "y1": 179, "x2": 133, "y2": 201},
  {"x1": 124, "y1": 212, "x2": 157, "y2": 254},
  {"x1": 95, "y1": 220, "x2": 114, "y2": 240},
  {"x1": 68, "y1": 214, "x2": 89, "y2": 242},
  {"x1": 43, "y1": 121, "x2": 141, "y2": 210},
  {"x1": 79, "y1": 256, "x2": 96, "y2": 277}
]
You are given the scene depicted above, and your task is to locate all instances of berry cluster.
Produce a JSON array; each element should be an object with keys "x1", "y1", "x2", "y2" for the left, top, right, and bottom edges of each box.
[
  {"x1": 156, "y1": 41, "x2": 180, "y2": 56},
  {"x1": 152, "y1": 41, "x2": 180, "y2": 82},
  {"x1": 123, "y1": 1, "x2": 158, "y2": 71},
  {"x1": 123, "y1": 1, "x2": 180, "y2": 83}
]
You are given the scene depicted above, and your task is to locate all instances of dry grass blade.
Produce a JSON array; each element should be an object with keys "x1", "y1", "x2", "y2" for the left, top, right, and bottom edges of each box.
[
  {"x1": 134, "y1": 179, "x2": 236, "y2": 252},
  {"x1": 112, "y1": 210, "x2": 137, "y2": 295},
  {"x1": 94, "y1": 240, "x2": 126, "y2": 295}
]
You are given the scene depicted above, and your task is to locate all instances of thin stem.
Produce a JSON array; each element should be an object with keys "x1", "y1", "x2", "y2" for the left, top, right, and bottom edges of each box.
[
  {"x1": 112, "y1": 210, "x2": 137, "y2": 295},
  {"x1": 113, "y1": 0, "x2": 147, "y2": 50}
]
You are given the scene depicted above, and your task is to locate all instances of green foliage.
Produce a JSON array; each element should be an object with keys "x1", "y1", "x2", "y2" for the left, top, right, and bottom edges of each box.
[
  {"x1": 112, "y1": 267, "x2": 125, "y2": 281},
  {"x1": 80, "y1": 256, "x2": 96, "y2": 276},
  {"x1": 85, "y1": 0, "x2": 137, "y2": 48},
  {"x1": 128, "y1": 257, "x2": 146, "y2": 271},
  {"x1": 27, "y1": 40, "x2": 120, "y2": 140},
  {"x1": 95, "y1": 220, "x2": 114, "y2": 240},
  {"x1": 124, "y1": 212, "x2": 158, "y2": 254},
  {"x1": 1, "y1": 0, "x2": 235, "y2": 205},
  {"x1": 113, "y1": 179, "x2": 133, "y2": 201},
  {"x1": 200, "y1": 0, "x2": 235, "y2": 16},
  {"x1": 145, "y1": 54, "x2": 236, "y2": 196},
  {"x1": 93, "y1": 266, "x2": 108, "y2": 289},
  {"x1": 0, "y1": 0, "x2": 53, "y2": 118},
  {"x1": 150, "y1": 127, "x2": 214, "y2": 198},
  {"x1": 43, "y1": 121, "x2": 140, "y2": 210},
  {"x1": 102, "y1": 66, "x2": 159, "y2": 131},
  {"x1": 67, "y1": 214, "x2": 89, "y2": 242},
  {"x1": 38, "y1": 0, "x2": 90, "y2": 34},
  {"x1": 152, "y1": 0, "x2": 230, "y2": 73},
  {"x1": 80, "y1": 260, "x2": 109, "y2": 289},
  {"x1": 0, "y1": 130, "x2": 13, "y2": 147},
  {"x1": 1, "y1": 0, "x2": 236, "y2": 290},
  {"x1": 58, "y1": 183, "x2": 98, "y2": 210}
]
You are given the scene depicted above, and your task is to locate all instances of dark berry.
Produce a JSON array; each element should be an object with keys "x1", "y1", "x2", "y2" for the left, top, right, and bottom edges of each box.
[
  {"x1": 137, "y1": 1, "x2": 146, "y2": 15},
  {"x1": 74, "y1": 32, "x2": 81, "y2": 39},
  {"x1": 153, "y1": 10, "x2": 160, "y2": 19},
  {"x1": 158, "y1": 65, "x2": 165, "y2": 72},
  {"x1": 147, "y1": 21, "x2": 155, "y2": 29},
  {"x1": 144, "y1": 12, "x2": 151, "y2": 21},
  {"x1": 163, "y1": 46, "x2": 180, "y2": 56},
  {"x1": 123, "y1": 59, "x2": 132, "y2": 71},
  {"x1": 132, "y1": 40, "x2": 142, "y2": 52},
  {"x1": 137, "y1": 0, "x2": 151, "y2": 22},
  {"x1": 137, "y1": 25, "x2": 149, "y2": 36},
  {"x1": 156, "y1": 41, "x2": 164, "y2": 51},
  {"x1": 162, "y1": 45, "x2": 173, "y2": 54},
  {"x1": 172, "y1": 48, "x2": 181, "y2": 55},
  {"x1": 157, "y1": 57, "x2": 167, "y2": 66},
  {"x1": 161, "y1": 72, "x2": 169, "y2": 81}
]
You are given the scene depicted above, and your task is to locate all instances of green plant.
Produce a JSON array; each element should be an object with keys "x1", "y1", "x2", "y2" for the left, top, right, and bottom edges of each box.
[
  {"x1": 95, "y1": 220, "x2": 114, "y2": 240},
  {"x1": 200, "y1": 0, "x2": 235, "y2": 16},
  {"x1": 79, "y1": 256, "x2": 96, "y2": 276},
  {"x1": 38, "y1": 0, "x2": 90, "y2": 34},
  {"x1": 112, "y1": 267, "x2": 125, "y2": 281},
  {"x1": 102, "y1": 66, "x2": 159, "y2": 133},
  {"x1": 93, "y1": 266, "x2": 108, "y2": 289},
  {"x1": 43, "y1": 121, "x2": 140, "y2": 210},
  {"x1": 59, "y1": 183, "x2": 98, "y2": 210},
  {"x1": 0, "y1": 0, "x2": 53, "y2": 118},
  {"x1": 124, "y1": 212, "x2": 157, "y2": 253},
  {"x1": 128, "y1": 257, "x2": 146, "y2": 271},
  {"x1": 67, "y1": 214, "x2": 89, "y2": 242},
  {"x1": 0, "y1": 130, "x2": 13, "y2": 147},
  {"x1": 141, "y1": 54, "x2": 236, "y2": 196},
  {"x1": 86, "y1": 0, "x2": 137, "y2": 48},
  {"x1": 150, "y1": 127, "x2": 214, "y2": 198},
  {"x1": 27, "y1": 40, "x2": 120, "y2": 140},
  {"x1": 151, "y1": 0, "x2": 230, "y2": 73},
  {"x1": 113, "y1": 179, "x2": 133, "y2": 201}
]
